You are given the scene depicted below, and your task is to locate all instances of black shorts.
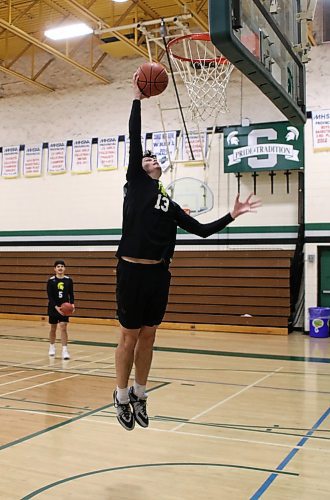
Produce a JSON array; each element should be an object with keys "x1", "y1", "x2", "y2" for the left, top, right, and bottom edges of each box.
[
  {"x1": 48, "y1": 312, "x2": 69, "y2": 324},
  {"x1": 116, "y1": 259, "x2": 171, "y2": 329}
]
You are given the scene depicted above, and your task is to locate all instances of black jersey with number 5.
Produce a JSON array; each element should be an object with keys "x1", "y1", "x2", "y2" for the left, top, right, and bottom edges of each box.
[{"x1": 47, "y1": 275, "x2": 74, "y2": 315}]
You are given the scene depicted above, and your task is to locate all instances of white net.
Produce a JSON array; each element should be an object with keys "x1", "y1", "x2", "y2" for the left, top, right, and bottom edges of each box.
[{"x1": 168, "y1": 33, "x2": 233, "y2": 121}]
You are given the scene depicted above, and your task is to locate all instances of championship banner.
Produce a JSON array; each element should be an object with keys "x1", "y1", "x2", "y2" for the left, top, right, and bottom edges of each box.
[
  {"x1": 224, "y1": 121, "x2": 304, "y2": 172},
  {"x1": 2, "y1": 145, "x2": 20, "y2": 178},
  {"x1": 71, "y1": 139, "x2": 92, "y2": 174},
  {"x1": 124, "y1": 134, "x2": 146, "y2": 167},
  {"x1": 97, "y1": 137, "x2": 118, "y2": 171},
  {"x1": 152, "y1": 131, "x2": 177, "y2": 172},
  {"x1": 23, "y1": 144, "x2": 42, "y2": 177},
  {"x1": 48, "y1": 142, "x2": 67, "y2": 174},
  {"x1": 312, "y1": 110, "x2": 330, "y2": 152},
  {"x1": 181, "y1": 131, "x2": 207, "y2": 162}
]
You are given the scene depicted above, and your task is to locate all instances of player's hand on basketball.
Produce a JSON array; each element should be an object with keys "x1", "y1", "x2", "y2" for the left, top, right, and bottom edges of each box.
[
  {"x1": 133, "y1": 71, "x2": 147, "y2": 100},
  {"x1": 230, "y1": 193, "x2": 262, "y2": 219},
  {"x1": 56, "y1": 305, "x2": 65, "y2": 316}
]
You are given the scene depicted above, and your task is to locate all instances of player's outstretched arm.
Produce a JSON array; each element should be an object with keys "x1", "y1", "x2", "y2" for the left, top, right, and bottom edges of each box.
[
  {"x1": 230, "y1": 193, "x2": 262, "y2": 219},
  {"x1": 175, "y1": 194, "x2": 261, "y2": 238},
  {"x1": 127, "y1": 73, "x2": 148, "y2": 181}
]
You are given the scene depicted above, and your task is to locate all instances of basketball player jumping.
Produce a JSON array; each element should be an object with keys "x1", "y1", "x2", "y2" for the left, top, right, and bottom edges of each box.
[{"x1": 113, "y1": 72, "x2": 261, "y2": 431}]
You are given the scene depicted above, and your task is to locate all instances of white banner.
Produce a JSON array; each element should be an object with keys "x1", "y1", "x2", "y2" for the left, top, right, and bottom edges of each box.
[
  {"x1": 23, "y1": 144, "x2": 42, "y2": 177},
  {"x1": 48, "y1": 142, "x2": 67, "y2": 174},
  {"x1": 2, "y1": 145, "x2": 20, "y2": 178},
  {"x1": 181, "y1": 131, "x2": 207, "y2": 162},
  {"x1": 312, "y1": 110, "x2": 330, "y2": 152},
  {"x1": 124, "y1": 134, "x2": 146, "y2": 167},
  {"x1": 71, "y1": 139, "x2": 92, "y2": 174},
  {"x1": 152, "y1": 131, "x2": 177, "y2": 172},
  {"x1": 228, "y1": 143, "x2": 300, "y2": 166},
  {"x1": 97, "y1": 137, "x2": 118, "y2": 171}
]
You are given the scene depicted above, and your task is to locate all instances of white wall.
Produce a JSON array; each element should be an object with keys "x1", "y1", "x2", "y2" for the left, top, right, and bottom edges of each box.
[
  {"x1": 304, "y1": 44, "x2": 330, "y2": 330},
  {"x1": 1, "y1": 43, "x2": 330, "y2": 332},
  {"x1": 0, "y1": 55, "x2": 299, "y2": 234}
]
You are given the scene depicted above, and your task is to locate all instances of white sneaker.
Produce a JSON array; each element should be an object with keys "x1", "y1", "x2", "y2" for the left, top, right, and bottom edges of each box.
[
  {"x1": 48, "y1": 344, "x2": 56, "y2": 357},
  {"x1": 62, "y1": 348, "x2": 70, "y2": 360}
]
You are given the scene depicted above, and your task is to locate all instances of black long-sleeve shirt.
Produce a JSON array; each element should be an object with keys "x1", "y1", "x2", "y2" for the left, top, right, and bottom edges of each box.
[
  {"x1": 47, "y1": 275, "x2": 74, "y2": 315},
  {"x1": 116, "y1": 99, "x2": 234, "y2": 263}
]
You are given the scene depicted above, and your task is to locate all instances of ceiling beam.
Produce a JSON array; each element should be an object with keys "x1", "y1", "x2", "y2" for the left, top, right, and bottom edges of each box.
[
  {"x1": 196, "y1": 0, "x2": 208, "y2": 14},
  {"x1": 0, "y1": 18, "x2": 110, "y2": 83},
  {"x1": 130, "y1": 0, "x2": 160, "y2": 19},
  {"x1": 175, "y1": 0, "x2": 208, "y2": 32},
  {"x1": 0, "y1": 64, "x2": 54, "y2": 92},
  {"x1": 61, "y1": 0, "x2": 152, "y2": 60}
]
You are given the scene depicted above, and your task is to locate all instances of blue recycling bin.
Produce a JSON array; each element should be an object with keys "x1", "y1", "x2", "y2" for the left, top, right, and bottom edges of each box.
[{"x1": 309, "y1": 307, "x2": 330, "y2": 338}]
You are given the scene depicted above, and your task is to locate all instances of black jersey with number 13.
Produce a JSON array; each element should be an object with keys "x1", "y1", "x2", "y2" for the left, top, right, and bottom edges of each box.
[{"x1": 116, "y1": 99, "x2": 233, "y2": 264}]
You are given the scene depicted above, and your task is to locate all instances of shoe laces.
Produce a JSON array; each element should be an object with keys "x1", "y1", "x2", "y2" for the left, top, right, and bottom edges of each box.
[
  {"x1": 115, "y1": 400, "x2": 131, "y2": 417},
  {"x1": 135, "y1": 398, "x2": 147, "y2": 417}
]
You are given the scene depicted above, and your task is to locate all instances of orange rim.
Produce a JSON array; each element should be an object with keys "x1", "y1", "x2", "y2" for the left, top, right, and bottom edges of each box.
[{"x1": 167, "y1": 33, "x2": 229, "y2": 65}]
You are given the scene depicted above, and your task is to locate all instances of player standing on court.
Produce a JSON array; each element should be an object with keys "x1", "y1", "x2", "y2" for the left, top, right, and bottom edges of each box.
[
  {"x1": 47, "y1": 260, "x2": 75, "y2": 360},
  {"x1": 113, "y1": 72, "x2": 261, "y2": 431}
]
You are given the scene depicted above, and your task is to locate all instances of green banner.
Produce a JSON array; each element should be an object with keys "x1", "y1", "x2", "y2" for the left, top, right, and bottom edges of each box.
[{"x1": 224, "y1": 121, "x2": 304, "y2": 172}]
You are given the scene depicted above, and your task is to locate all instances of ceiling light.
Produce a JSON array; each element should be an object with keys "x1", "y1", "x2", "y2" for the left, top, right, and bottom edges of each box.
[
  {"x1": 112, "y1": 0, "x2": 128, "y2": 3},
  {"x1": 45, "y1": 23, "x2": 93, "y2": 41}
]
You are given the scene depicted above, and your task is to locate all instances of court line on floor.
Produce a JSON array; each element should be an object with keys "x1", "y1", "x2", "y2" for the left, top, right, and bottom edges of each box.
[
  {"x1": 0, "y1": 370, "x2": 29, "y2": 379},
  {"x1": 72, "y1": 341, "x2": 330, "y2": 364},
  {"x1": 171, "y1": 367, "x2": 283, "y2": 432},
  {"x1": 0, "y1": 349, "x2": 88, "y2": 372},
  {"x1": 1, "y1": 334, "x2": 330, "y2": 363},
  {"x1": 21, "y1": 462, "x2": 299, "y2": 499},
  {"x1": 0, "y1": 371, "x2": 55, "y2": 388},
  {"x1": 0, "y1": 349, "x2": 100, "y2": 389},
  {"x1": 0, "y1": 349, "x2": 114, "y2": 377},
  {"x1": 0, "y1": 373, "x2": 80, "y2": 398},
  {"x1": 0, "y1": 351, "x2": 116, "y2": 398},
  {"x1": 3, "y1": 365, "x2": 327, "y2": 398},
  {"x1": 82, "y1": 416, "x2": 330, "y2": 454},
  {"x1": 1, "y1": 405, "x2": 329, "y2": 452},
  {"x1": 0, "y1": 357, "x2": 48, "y2": 371},
  {"x1": 0, "y1": 407, "x2": 82, "y2": 418},
  {"x1": 147, "y1": 373, "x2": 330, "y2": 395},
  {"x1": 250, "y1": 406, "x2": 330, "y2": 499},
  {"x1": 0, "y1": 382, "x2": 169, "y2": 451},
  {"x1": 4, "y1": 367, "x2": 328, "y2": 396},
  {"x1": 0, "y1": 395, "x2": 91, "y2": 411}
]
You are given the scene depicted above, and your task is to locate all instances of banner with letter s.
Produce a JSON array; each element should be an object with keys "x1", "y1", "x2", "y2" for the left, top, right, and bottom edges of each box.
[{"x1": 224, "y1": 121, "x2": 304, "y2": 172}]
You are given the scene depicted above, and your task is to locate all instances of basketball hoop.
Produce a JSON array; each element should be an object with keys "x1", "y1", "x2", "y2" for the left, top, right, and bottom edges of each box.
[{"x1": 167, "y1": 33, "x2": 233, "y2": 121}]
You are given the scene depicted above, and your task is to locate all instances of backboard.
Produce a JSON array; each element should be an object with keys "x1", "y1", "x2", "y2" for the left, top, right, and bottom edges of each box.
[
  {"x1": 166, "y1": 178, "x2": 214, "y2": 217},
  {"x1": 209, "y1": 0, "x2": 307, "y2": 125}
]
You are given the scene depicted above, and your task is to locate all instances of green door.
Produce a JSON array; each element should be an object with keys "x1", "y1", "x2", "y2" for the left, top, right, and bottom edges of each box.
[{"x1": 320, "y1": 248, "x2": 330, "y2": 306}]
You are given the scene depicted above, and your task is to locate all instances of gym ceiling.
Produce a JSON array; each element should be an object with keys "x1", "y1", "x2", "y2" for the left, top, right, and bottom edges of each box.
[{"x1": 0, "y1": 0, "x2": 209, "y2": 96}]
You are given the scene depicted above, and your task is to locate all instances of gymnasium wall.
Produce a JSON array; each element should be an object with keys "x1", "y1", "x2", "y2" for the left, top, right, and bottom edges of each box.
[
  {"x1": 0, "y1": 53, "x2": 299, "y2": 239},
  {"x1": 0, "y1": 250, "x2": 292, "y2": 334},
  {"x1": 0, "y1": 45, "x2": 329, "y2": 331},
  {"x1": 304, "y1": 44, "x2": 330, "y2": 330}
]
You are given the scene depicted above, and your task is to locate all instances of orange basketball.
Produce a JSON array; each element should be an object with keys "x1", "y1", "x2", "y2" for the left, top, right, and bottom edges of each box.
[
  {"x1": 60, "y1": 302, "x2": 74, "y2": 316},
  {"x1": 137, "y1": 62, "x2": 169, "y2": 97}
]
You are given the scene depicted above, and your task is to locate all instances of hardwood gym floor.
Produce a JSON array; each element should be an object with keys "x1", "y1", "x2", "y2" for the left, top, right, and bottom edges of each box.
[{"x1": 0, "y1": 319, "x2": 329, "y2": 499}]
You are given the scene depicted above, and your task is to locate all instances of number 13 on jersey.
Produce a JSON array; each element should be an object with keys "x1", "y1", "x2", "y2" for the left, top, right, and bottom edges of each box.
[{"x1": 155, "y1": 194, "x2": 169, "y2": 212}]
